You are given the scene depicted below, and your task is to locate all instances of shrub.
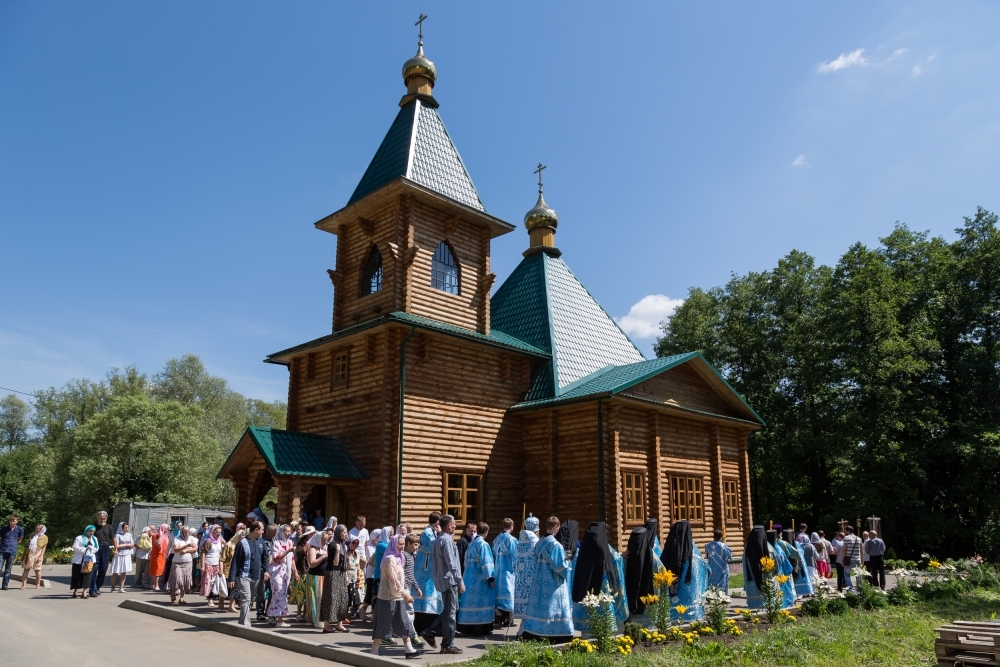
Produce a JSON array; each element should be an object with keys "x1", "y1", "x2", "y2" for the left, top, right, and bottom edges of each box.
[
  {"x1": 800, "y1": 598, "x2": 826, "y2": 617},
  {"x1": 623, "y1": 621, "x2": 644, "y2": 644},
  {"x1": 826, "y1": 597, "x2": 850, "y2": 615},
  {"x1": 888, "y1": 582, "x2": 918, "y2": 606},
  {"x1": 844, "y1": 591, "x2": 861, "y2": 608}
]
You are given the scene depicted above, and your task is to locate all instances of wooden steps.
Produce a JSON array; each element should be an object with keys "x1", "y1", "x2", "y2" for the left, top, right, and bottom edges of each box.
[{"x1": 935, "y1": 622, "x2": 1000, "y2": 666}]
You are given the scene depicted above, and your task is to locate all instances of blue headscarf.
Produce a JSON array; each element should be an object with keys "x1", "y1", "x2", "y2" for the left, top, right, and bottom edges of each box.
[{"x1": 81, "y1": 525, "x2": 97, "y2": 549}]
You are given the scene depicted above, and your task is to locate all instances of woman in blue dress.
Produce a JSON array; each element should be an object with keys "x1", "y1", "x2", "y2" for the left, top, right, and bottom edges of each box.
[
  {"x1": 522, "y1": 516, "x2": 574, "y2": 642},
  {"x1": 660, "y1": 520, "x2": 708, "y2": 622}
]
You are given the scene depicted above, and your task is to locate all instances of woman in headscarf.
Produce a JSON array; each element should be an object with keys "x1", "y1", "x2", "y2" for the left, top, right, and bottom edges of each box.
[
  {"x1": 304, "y1": 522, "x2": 331, "y2": 628},
  {"x1": 742, "y1": 525, "x2": 774, "y2": 609},
  {"x1": 371, "y1": 526, "x2": 393, "y2": 612},
  {"x1": 290, "y1": 525, "x2": 315, "y2": 621},
  {"x1": 18, "y1": 524, "x2": 47, "y2": 590},
  {"x1": 319, "y1": 524, "x2": 350, "y2": 633},
  {"x1": 372, "y1": 534, "x2": 421, "y2": 658},
  {"x1": 660, "y1": 520, "x2": 708, "y2": 622},
  {"x1": 109, "y1": 522, "x2": 134, "y2": 592},
  {"x1": 148, "y1": 523, "x2": 169, "y2": 592},
  {"x1": 201, "y1": 523, "x2": 226, "y2": 609},
  {"x1": 267, "y1": 524, "x2": 298, "y2": 627},
  {"x1": 220, "y1": 523, "x2": 246, "y2": 612},
  {"x1": 70, "y1": 525, "x2": 98, "y2": 599},
  {"x1": 357, "y1": 527, "x2": 382, "y2": 623},
  {"x1": 170, "y1": 524, "x2": 198, "y2": 604},
  {"x1": 811, "y1": 532, "x2": 829, "y2": 579}
]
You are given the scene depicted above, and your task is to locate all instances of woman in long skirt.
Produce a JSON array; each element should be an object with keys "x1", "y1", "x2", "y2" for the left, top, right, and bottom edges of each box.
[
  {"x1": 70, "y1": 525, "x2": 98, "y2": 599},
  {"x1": 305, "y1": 525, "x2": 329, "y2": 628},
  {"x1": 220, "y1": 525, "x2": 246, "y2": 612},
  {"x1": 200, "y1": 524, "x2": 226, "y2": 609},
  {"x1": 372, "y1": 534, "x2": 420, "y2": 657},
  {"x1": 148, "y1": 524, "x2": 169, "y2": 592},
  {"x1": 19, "y1": 524, "x2": 47, "y2": 590},
  {"x1": 109, "y1": 522, "x2": 134, "y2": 592},
  {"x1": 267, "y1": 524, "x2": 298, "y2": 627},
  {"x1": 292, "y1": 527, "x2": 315, "y2": 621},
  {"x1": 320, "y1": 525, "x2": 350, "y2": 633},
  {"x1": 170, "y1": 525, "x2": 198, "y2": 604}
]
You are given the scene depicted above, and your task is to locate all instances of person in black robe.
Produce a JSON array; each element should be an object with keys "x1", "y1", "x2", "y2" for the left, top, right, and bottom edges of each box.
[
  {"x1": 571, "y1": 522, "x2": 618, "y2": 604},
  {"x1": 743, "y1": 525, "x2": 768, "y2": 592},
  {"x1": 660, "y1": 520, "x2": 693, "y2": 597},
  {"x1": 557, "y1": 520, "x2": 579, "y2": 563},
  {"x1": 766, "y1": 529, "x2": 778, "y2": 546},
  {"x1": 624, "y1": 519, "x2": 657, "y2": 615},
  {"x1": 457, "y1": 522, "x2": 476, "y2": 575}
]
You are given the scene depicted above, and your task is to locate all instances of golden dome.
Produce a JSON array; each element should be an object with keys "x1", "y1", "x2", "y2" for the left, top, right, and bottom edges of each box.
[
  {"x1": 524, "y1": 192, "x2": 559, "y2": 231},
  {"x1": 402, "y1": 42, "x2": 437, "y2": 87}
]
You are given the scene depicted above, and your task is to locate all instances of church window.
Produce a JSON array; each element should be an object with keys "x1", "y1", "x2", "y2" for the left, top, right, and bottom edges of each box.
[
  {"x1": 669, "y1": 474, "x2": 704, "y2": 523},
  {"x1": 622, "y1": 471, "x2": 646, "y2": 526},
  {"x1": 443, "y1": 471, "x2": 481, "y2": 522},
  {"x1": 431, "y1": 242, "x2": 460, "y2": 295},
  {"x1": 361, "y1": 247, "x2": 383, "y2": 296},
  {"x1": 331, "y1": 349, "x2": 349, "y2": 388},
  {"x1": 723, "y1": 479, "x2": 740, "y2": 525}
]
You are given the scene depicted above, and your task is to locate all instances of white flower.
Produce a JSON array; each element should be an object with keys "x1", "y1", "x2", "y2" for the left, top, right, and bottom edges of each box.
[
  {"x1": 599, "y1": 592, "x2": 614, "y2": 605},
  {"x1": 888, "y1": 568, "x2": 911, "y2": 577},
  {"x1": 581, "y1": 592, "x2": 601, "y2": 609},
  {"x1": 853, "y1": 566, "x2": 870, "y2": 578},
  {"x1": 704, "y1": 587, "x2": 732, "y2": 605}
]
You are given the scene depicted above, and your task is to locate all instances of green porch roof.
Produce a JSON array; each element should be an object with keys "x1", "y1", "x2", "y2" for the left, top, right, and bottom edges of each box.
[
  {"x1": 491, "y1": 249, "x2": 646, "y2": 399},
  {"x1": 510, "y1": 352, "x2": 765, "y2": 425},
  {"x1": 224, "y1": 426, "x2": 368, "y2": 480},
  {"x1": 264, "y1": 311, "x2": 549, "y2": 364},
  {"x1": 348, "y1": 99, "x2": 485, "y2": 211}
]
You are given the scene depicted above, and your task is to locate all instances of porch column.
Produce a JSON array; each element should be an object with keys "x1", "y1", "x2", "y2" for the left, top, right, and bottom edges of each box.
[
  {"x1": 709, "y1": 425, "x2": 725, "y2": 534},
  {"x1": 648, "y1": 412, "x2": 666, "y2": 543},
  {"x1": 737, "y1": 430, "x2": 753, "y2": 539},
  {"x1": 231, "y1": 472, "x2": 250, "y2": 521}
]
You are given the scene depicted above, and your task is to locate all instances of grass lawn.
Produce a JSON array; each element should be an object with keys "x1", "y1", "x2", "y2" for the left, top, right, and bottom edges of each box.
[
  {"x1": 472, "y1": 590, "x2": 1000, "y2": 667},
  {"x1": 728, "y1": 574, "x2": 744, "y2": 590}
]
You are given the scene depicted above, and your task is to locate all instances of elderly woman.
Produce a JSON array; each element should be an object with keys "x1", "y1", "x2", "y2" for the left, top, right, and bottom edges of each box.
[
  {"x1": 109, "y1": 522, "x2": 135, "y2": 592},
  {"x1": 320, "y1": 524, "x2": 351, "y2": 633},
  {"x1": 221, "y1": 524, "x2": 246, "y2": 612},
  {"x1": 70, "y1": 525, "x2": 98, "y2": 599},
  {"x1": 19, "y1": 524, "x2": 47, "y2": 590},
  {"x1": 267, "y1": 524, "x2": 298, "y2": 627},
  {"x1": 170, "y1": 525, "x2": 198, "y2": 604},
  {"x1": 148, "y1": 524, "x2": 169, "y2": 591},
  {"x1": 372, "y1": 534, "x2": 420, "y2": 658},
  {"x1": 201, "y1": 523, "x2": 226, "y2": 609}
]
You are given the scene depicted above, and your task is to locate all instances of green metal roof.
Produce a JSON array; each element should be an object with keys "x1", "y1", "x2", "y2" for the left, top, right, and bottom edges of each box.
[
  {"x1": 491, "y1": 250, "x2": 646, "y2": 399},
  {"x1": 348, "y1": 99, "x2": 485, "y2": 211},
  {"x1": 510, "y1": 352, "x2": 765, "y2": 425},
  {"x1": 264, "y1": 311, "x2": 549, "y2": 364},
  {"x1": 224, "y1": 427, "x2": 369, "y2": 480}
]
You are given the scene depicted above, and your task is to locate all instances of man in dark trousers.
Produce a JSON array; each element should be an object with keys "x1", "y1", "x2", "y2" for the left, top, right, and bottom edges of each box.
[
  {"x1": 457, "y1": 522, "x2": 476, "y2": 576},
  {"x1": 90, "y1": 511, "x2": 115, "y2": 596},
  {"x1": 421, "y1": 514, "x2": 465, "y2": 654},
  {"x1": 864, "y1": 530, "x2": 887, "y2": 590},
  {"x1": 0, "y1": 515, "x2": 24, "y2": 590},
  {"x1": 228, "y1": 521, "x2": 265, "y2": 627}
]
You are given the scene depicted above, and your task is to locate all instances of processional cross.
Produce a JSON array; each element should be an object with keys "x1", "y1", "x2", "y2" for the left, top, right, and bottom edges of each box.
[{"x1": 534, "y1": 162, "x2": 547, "y2": 194}]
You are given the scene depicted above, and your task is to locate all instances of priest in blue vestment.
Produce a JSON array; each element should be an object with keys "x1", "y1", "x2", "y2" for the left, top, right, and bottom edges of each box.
[
  {"x1": 769, "y1": 530, "x2": 796, "y2": 608},
  {"x1": 457, "y1": 522, "x2": 496, "y2": 635},
  {"x1": 705, "y1": 529, "x2": 733, "y2": 591},
  {"x1": 512, "y1": 515, "x2": 539, "y2": 619},
  {"x1": 522, "y1": 516, "x2": 574, "y2": 642},
  {"x1": 492, "y1": 518, "x2": 518, "y2": 626},
  {"x1": 413, "y1": 512, "x2": 442, "y2": 617}
]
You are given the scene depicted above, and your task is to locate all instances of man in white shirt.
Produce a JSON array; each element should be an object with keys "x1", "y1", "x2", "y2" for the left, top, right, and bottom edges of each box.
[{"x1": 349, "y1": 515, "x2": 369, "y2": 554}]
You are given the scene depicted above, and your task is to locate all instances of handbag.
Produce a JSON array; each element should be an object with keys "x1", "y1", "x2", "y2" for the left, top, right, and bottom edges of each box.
[
  {"x1": 212, "y1": 572, "x2": 228, "y2": 597},
  {"x1": 82, "y1": 559, "x2": 94, "y2": 573}
]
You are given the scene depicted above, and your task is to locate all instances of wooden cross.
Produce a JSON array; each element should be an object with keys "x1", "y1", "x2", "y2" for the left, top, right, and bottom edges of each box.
[
  {"x1": 415, "y1": 14, "x2": 428, "y2": 41},
  {"x1": 534, "y1": 163, "x2": 547, "y2": 193}
]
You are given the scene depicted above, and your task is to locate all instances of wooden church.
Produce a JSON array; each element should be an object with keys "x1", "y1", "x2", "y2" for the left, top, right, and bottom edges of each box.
[{"x1": 218, "y1": 33, "x2": 764, "y2": 553}]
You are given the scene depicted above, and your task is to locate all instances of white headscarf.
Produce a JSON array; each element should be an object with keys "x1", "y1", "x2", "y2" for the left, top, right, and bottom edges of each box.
[{"x1": 29, "y1": 525, "x2": 46, "y2": 551}]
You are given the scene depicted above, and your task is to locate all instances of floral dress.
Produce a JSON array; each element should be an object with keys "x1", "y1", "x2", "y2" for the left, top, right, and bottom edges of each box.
[{"x1": 266, "y1": 538, "x2": 295, "y2": 617}]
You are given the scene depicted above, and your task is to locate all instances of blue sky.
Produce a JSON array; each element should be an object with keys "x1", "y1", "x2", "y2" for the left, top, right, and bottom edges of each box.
[{"x1": 2, "y1": 2, "x2": 999, "y2": 402}]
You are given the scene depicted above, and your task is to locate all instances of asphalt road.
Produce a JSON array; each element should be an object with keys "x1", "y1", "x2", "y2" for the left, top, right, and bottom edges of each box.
[{"x1": 0, "y1": 566, "x2": 331, "y2": 667}]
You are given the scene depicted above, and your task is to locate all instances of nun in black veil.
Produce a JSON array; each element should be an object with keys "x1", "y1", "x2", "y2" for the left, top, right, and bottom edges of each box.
[
  {"x1": 742, "y1": 525, "x2": 776, "y2": 609},
  {"x1": 660, "y1": 520, "x2": 708, "y2": 622},
  {"x1": 570, "y1": 522, "x2": 628, "y2": 631},
  {"x1": 624, "y1": 519, "x2": 657, "y2": 615}
]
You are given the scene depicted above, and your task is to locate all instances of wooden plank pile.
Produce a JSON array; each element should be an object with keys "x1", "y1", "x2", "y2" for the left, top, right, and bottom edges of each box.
[{"x1": 935, "y1": 621, "x2": 1000, "y2": 666}]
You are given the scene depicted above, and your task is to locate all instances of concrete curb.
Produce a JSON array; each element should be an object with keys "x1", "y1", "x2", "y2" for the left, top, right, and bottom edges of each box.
[
  {"x1": 120, "y1": 599, "x2": 462, "y2": 666},
  {"x1": 8, "y1": 571, "x2": 52, "y2": 588}
]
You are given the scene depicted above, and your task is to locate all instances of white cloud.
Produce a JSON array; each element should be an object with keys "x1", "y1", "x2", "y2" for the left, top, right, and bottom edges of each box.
[
  {"x1": 891, "y1": 48, "x2": 907, "y2": 59},
  {"x1": 818, "y1": 48, "x2": 868, "y2": 73},
  {"x1": 912, "y1": 65, "x2": 923, "y2": 76},
  {"x1": 617, "y1": 294, "x2": 684, "y2": 339},
  {"x1": 792, "y1": 154, "x2": 808, "y2": 168}
]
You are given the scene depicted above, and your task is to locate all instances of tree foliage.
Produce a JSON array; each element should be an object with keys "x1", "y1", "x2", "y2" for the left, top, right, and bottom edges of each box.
[
  {"x1": 656, "y1": 208, "x2": 1000, "y2": 558},
  {"x1": 0, "y1": 355, "x2": 286, "y2": 545}
]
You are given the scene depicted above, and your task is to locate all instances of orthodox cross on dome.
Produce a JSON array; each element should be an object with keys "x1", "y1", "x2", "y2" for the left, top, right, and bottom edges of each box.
[
  {"x1": 533, "y1": 162, "x2": 547, "y2": 195},
  {"x1": 415, "y1": 13, "x2": 428, "y2": 44}
]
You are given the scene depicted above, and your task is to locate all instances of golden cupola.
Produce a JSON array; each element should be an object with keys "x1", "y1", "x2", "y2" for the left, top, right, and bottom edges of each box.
[{"x1": 524, "y1": 164, "x2": 559, "y2": 251}]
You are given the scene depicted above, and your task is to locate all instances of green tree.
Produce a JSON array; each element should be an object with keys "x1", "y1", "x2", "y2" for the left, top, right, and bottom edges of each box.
[{"x1": 0, "y1": 394, "x2": 32, "y2": 452}]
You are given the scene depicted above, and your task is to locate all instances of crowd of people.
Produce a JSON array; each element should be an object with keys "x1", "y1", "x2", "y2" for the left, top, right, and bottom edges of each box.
[{"x1": 1, "y1": 509, "x2": 890, "y2": 655}]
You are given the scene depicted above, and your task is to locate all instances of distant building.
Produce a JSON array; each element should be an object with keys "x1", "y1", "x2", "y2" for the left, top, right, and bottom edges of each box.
[{"x1": 219, "y1": 34, "x2": 763, "y2": 553}]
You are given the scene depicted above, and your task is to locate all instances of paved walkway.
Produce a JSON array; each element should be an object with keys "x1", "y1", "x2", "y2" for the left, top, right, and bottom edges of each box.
[{"x1": 0, "y1": 565, "x2": 508, "y2": 666}]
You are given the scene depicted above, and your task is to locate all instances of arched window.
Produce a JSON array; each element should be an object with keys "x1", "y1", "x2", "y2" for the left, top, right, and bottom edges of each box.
[
  {"x1": 431, "y1": 242, "x2": 459, "y2": 295},
  {"x1": 360, "y1": 246, "x2": 382, "y2": 296}
]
